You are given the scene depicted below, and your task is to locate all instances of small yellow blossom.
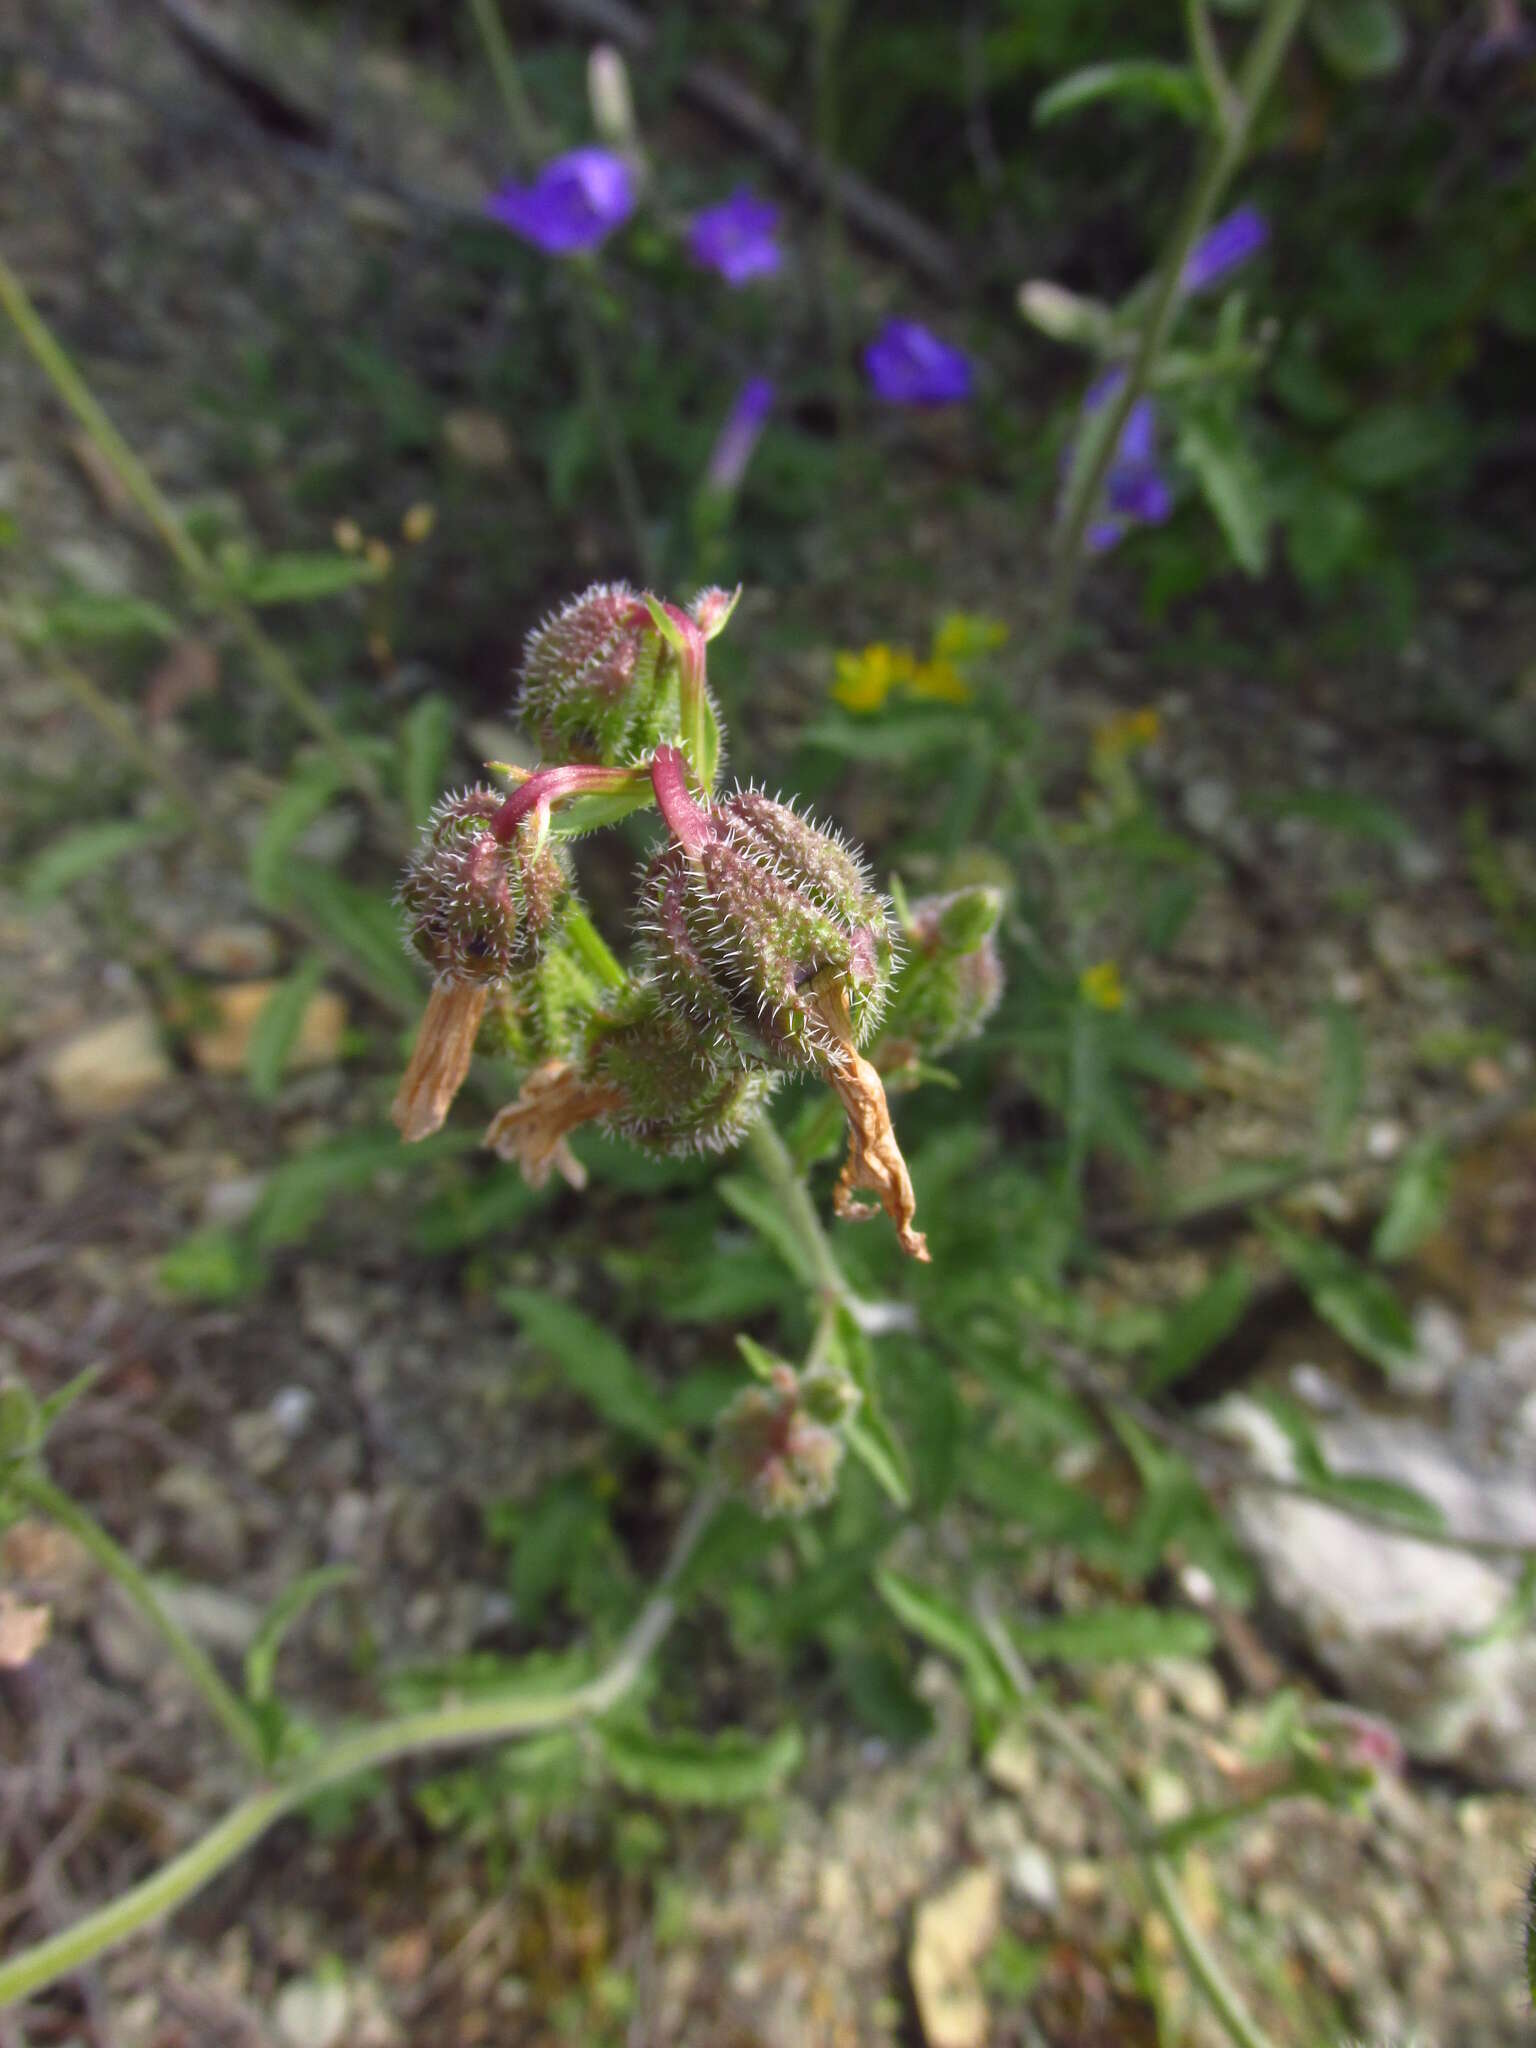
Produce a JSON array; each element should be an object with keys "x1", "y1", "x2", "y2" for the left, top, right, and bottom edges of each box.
[
  {"x1": 332, "y1": 517, "x2": 363, "y2": 554},
  {"x1": 907, "y1": 656, "x2": 972, "y2": 704},
  {"x1": 401, "y1": 501, "x2": 437, "y2": 545},
  {"x1": 933, "y1": 612, "x2": 1008, "y2": 663},
  {"x1": 832, "y1": 642, "x2": 916, "y2": 713},
  {"x1": 1092, "y1": 706, "x2": 1162, "y2": 763},
  {"x1": 1080, "y1": 960, "x2": 1125, "y2": 1011}
]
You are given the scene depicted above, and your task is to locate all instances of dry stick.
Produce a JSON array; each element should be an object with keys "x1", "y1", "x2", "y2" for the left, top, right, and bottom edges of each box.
[
  {"x1": 0, "y1": 1485, "x2": 722, "y2": 2010},
  {"x1": 0, "y1": 252, "x2": 400, "y2": 834},
  {"x1": 1093, "y1": 1080, "x2": 1536, "y2": 1243},
  {"x1": 1033, "y1": 1329, "x2": 1536, "y2": 1564},
  {"x1": 972, "y1": 1584, "x2": 1280, "y2": 2048}
]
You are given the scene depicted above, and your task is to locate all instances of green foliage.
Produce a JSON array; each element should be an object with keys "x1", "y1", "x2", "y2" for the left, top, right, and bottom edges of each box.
[
  {"x1": 595, "y1": 1722, "x2": 803, "y2": 1805},
  {"x1": 497, "y1": 1286, "x2": 678, "y2": 1451},
  {"x1": 1256, "y1": 1213, "x2": 1416, "y2": 1377},
  {"x1": 21, "y1": 815, "x2": 179, "y2": 907}
]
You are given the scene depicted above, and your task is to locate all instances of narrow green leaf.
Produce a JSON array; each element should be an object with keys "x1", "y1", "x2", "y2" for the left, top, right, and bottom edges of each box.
[
  {"x1": 35, "y1": 593, "x2": 179, "y2": 643},
  {"x1": 1178, "y1": 416, "x2": 1270, "y2": 576},
  {"x1": 245, "y1": 955, "x2": 327, "y2": 1102},
  {"x1": 248, "y1": 759, "x2": 349, "y2": 908},
  {"x1": 224, "y1": 552, "x2": 384, "y2": 606},
  {"x1": 245, "y1": 1566, "x2": 356, "y2": 1708},
  {"x1": 284, "y1": 865, "x2": 421, "y2": 1009},
  {"x1": 252, "y1": 1131, "x2": 459, "y2": 1251},
  {"x1": 596, "y1": 1722, "x2": 802, "y2": 1806},
  {"x1": 1318, "y1": 1001, "x2": 1365, "y2": 1158},
  {"x1": 22, "y1": 817, "x2": 177, "y2": 907},
  {"x1": 1257, "y1": 1213, "x2": 1415, "y2": 1376},
  {"x1": 1008, "y1": 1604, "x2": 1215, "y2": 1664},
  {"x1": 875, "y1": 1571, "x2": 1008, "y2": 1714},
  {"x1": 1034, "y1": 60, "x2": 1210, "y2": 127},
  {"x1": 1309, "y1": 0, "x2": 1407, "y2": 78},
  {"x1": 1372, "y1": 1137, "x2": 1451, "y2": 1263},
  {"x1": 498, "y1": 1286, "x2": 674, "y2": 1450},
  {"x1": 1143, "y1": 1260, "x2": 1253, "y2": 1394},
  {"x1": 158, "y1": 1227, "x2": 264, "y2": 1303},
  {"x1": 400, "y1": 693, "x2": 454, "y2": 827}
]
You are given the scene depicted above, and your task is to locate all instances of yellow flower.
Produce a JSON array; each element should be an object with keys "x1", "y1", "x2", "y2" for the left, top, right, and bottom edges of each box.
[
  {"x1": 932, "y1": 611, "x2": 1008, "y2": 663},
  {"x1": 832, "y1": 642, "x2": 916, "y2": 714},
  {"x1": 1092, "y1": 706, "x2": 1162, "y2": 763},
  {"x1": 907, "y1": 656, "x2": 971, "y2": 704},
  {"x1": 1080, "y1": 960, "x2": 1125, "y2": 1011},
  {"x1": 401, "y1": 501, "x2": 437, "y2": 544}
]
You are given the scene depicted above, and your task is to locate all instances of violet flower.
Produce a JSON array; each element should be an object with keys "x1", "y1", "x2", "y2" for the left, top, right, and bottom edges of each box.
[
  {"x1": 705, "y1": 376, "x2": 775, "y2": 494},
  {"x1": 1075, "y1": 367, "x2": 1173, "y2": 554},
  {"x1": 690, "y1": 190, "x2": 782, "y2": 287},
  {"x1": 863, "y1": 319, "x2": 974, "y2": 407},
  {"x1": 486, "y1": 147, "x2": 636, "y2": 256},
  {"x1": 1182, "y1": 205, "x2": 1269, "y2": 295}
]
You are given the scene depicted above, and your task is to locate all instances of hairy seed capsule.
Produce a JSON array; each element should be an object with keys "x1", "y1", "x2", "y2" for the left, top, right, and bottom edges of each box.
[
  {"x1": 391, "y1": 788, "x2": 569, "y2": 1142},
  {"x1": 518, "y1": 581, "x2": 721, "y2": 767},
  {"x1": 878, "y1": 885, "x2": 1004, "y2": 1071},
  {"x1": 398, "y1": 787, "x2": 569, "y2": 985},
  {"x1": 713, "y1": 1364, "x2": 846, "y2": 1517},
  {"x1": 641, "y1": 783, "x2": 898, "y2": 1071},
  {"x1": 586, "y1": 987, "x2": 780, "y2": 1157}
]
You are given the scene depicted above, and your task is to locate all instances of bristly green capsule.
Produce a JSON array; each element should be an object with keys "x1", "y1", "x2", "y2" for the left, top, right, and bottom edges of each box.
[
  {"x1": 518, "y1": 581, "x2": 727, "y2": 768},
  {"x1": 879, "y1": 885, "x2": 1004, "y2": 1065},
  {"x1": 712, "y1": 1364, "x2": 847, "y2": 1517},
  {"x1": 476, "y1": 937, "x2": 606, "y2": 1072},
  {"x1": 585, "y1": 985, "x2": 780, "y2": 1157},
  {"x1": 640, "y1": 783, "x2": 899, "y2": 1073},
  {"x1": 398, "y1": 787, "x2": 569, "y2": 986}
]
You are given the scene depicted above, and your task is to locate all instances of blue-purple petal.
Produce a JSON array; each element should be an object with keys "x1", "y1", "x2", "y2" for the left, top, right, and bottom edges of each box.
[
  {"x1": 690, "y1": 190, "x2": 783, "y2": 287},
  {"x1": 1182, "y1": 205, "x2": 1269, "y2": 294},
  {"x1": 486, "y1": 147, "x2": 636, "y2": 256},
  {"x1": 863, "y1": 319, "x2": 974, "y2": 407}
]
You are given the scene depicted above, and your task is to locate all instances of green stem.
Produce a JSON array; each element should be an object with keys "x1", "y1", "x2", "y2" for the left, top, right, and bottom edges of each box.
[
  {"x1": 0, "y1": 252, "x2": 398, "y2": 830},
  {"x1": 465, "y1": 0, "x2": 542, "y2": 166},
  {"x1": 974, "y1": 1590, "x2": 1278, "y2": 2048},
  {"x1": 564, "y1": 904, "x2": 629, "y2": 991},
  {"x1": 461, "y1": 0, "x2": 655, "y2": 582},
  {"x1": 1046, "y1": 0, "x2": 1306, "y2": 647},
  {"x1": 12, "y1": 1471, "x2": 266, "y2": 1771},
  {"x1": 743, "y1": 1114, "x2": 850, "y2": 1305},
  {"x1": 0, "y1": 1486, "x2": 718, "y2": 2010}
]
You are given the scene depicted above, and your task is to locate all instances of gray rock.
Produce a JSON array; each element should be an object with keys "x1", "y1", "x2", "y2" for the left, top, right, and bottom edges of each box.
[{"x1": 1208, "y1": 1395, "x2": 1536, "y2": 1786}]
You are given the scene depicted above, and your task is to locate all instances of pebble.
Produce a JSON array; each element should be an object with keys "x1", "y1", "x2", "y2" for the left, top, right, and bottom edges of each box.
[
  {"x1": 983, "y1": 1724, "x2": 1039, "y2": 1798},
  {"x1": 908, "y1": 1866, "x2": 999, "y2": 2048},
  {"x1": 274, "y1": 1976, "x2": 350, "y2": 2048},
  {"x1": 189, "y1": 923, "x2": 280, "y2": 977},
  {"x1": 1007, "y1": 1843, "x2": 1057, "y2": 1913},
  {"x1": 45, "y1": 1014, "x2": 172, "y2": 1118},
  {"x1": 442, "y1": 409, "x2": 512, "y2": 470},
  {"x1": 188, "y1": 981, "x2": 347, "y2": 1075},
  {"x1": 271, "y1": 1385, "x2": 317, "y2": 1438}
]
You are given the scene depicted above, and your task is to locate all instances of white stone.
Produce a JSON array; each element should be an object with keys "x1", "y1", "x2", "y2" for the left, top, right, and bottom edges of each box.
[
  {"x1": 275, "y1": 1977, "x2": 350, "y2": 2048},
  {"x1": 45, "y1": 1014, "x2": 172, "y2": 1118}
]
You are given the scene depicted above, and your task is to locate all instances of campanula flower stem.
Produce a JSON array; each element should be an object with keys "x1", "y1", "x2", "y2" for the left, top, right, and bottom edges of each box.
[
  {"x1": 11, "y1": 1470, "x2": 267, "y2": 1772},
  {"x1": 0, "y1": 252, "x2": 400, "y2": 834},
  {"x1": 1046, "y1": 0, "x2": 1307, "y2": 647},
  {"x1": 0, "y1": 1485, "x2": 721, "y2": 2010},
  {"x1": 465, "y1": 0, "x2": 543, "y2": 167}
]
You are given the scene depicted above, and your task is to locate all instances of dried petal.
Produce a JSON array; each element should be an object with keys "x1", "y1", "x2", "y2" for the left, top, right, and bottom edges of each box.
[
  {"x1": 391, "y1": 980, "x2": 487, "y2": 1142},
  {"x1": 483, "y1": 1059, "x2": 623, "y2": 1189},
  {"x1": 812, "y1": 986, "x2": 928, "y2": 1261}
]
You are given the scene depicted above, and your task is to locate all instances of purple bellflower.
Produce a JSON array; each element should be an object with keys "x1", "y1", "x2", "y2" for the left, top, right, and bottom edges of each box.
[
  {"x1": 1181, "y1": 205, "x2": 1269, "y2": 295},
  {"x1": 486, "y1": 147, "x2": 636, "y2": 256},
  {"x1": 705, "y1": 377, "x2": 776, "y2": 495},
  {"x1": 1074, "y1": 367, "x2": 1173, "y2": 554},
  {"x1": 863, "y1": 319, "x2": 974, "y2": 407},
  {"x1": 690, "y1": 191, "x2": 782, "y2": 286}
]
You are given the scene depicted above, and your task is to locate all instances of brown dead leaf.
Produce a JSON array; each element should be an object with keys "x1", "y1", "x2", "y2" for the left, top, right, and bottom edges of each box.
[{"x1": 145, "y1": 637, "x2": 220, "y2": 721}]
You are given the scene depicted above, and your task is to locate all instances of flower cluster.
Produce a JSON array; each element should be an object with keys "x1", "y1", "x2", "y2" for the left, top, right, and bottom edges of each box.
[
  {"x1": 391, "y1": 583, "x2": 1004, "y2": 1263},
  {"x1": 712, "y1": 1358, "x2": 860, "y2": 1517},
  {"x1": 485, "y1": 145, "x2": 974, "y2": 428}
]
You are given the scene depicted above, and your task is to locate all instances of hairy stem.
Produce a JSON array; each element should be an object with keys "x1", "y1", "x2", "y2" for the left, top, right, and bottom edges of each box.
[
  {"x1": 12, "y1": 1471, "x2": 266, "y2": 1771},
  {"x1": 743, "y1": 1114, "x2": 851, "y2": 1306},
  {"x1": 0, "y1": 1486, "x2": 719, "y2": 2010},
  {"x1": 0, "y1": 251, "x2": 397, "y2": 829},
  {"x1": 563, "y1": 904, "x2": 629, "y2": 990},
  {"x1": 1046, "y1": 0, "x2": 1306, "y2": 644},
  {"x1": 974, "y1": 1588, "x2": 1278, "y2": 2048}
]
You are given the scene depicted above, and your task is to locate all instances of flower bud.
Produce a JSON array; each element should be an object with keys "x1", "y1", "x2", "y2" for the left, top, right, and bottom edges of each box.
[
  {"x1": 398, "y1": 787, "x2": 569, "y2": 986},
  {"x1": 391, "y1": 788, "x2": 569, "y2": 1142},
  {"x1": 586, "y1": 987, "x2": 779, "y2": 1157},
  {"x1": 879, "y1": 887, "x2": 1004, "y2": 1068},
  {"x1": 713, "y1": 1364, "x2": 845, "y2": 1517},
  {"x1": 644, "y1": 749, "x2": 927, "y2": 1259},
  {"x1": 642, "y1": 778, "x2": 897, "y2": 1071},
  {"x1": 518, "y1": 581, "x2": 720, "y2": 767}
]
